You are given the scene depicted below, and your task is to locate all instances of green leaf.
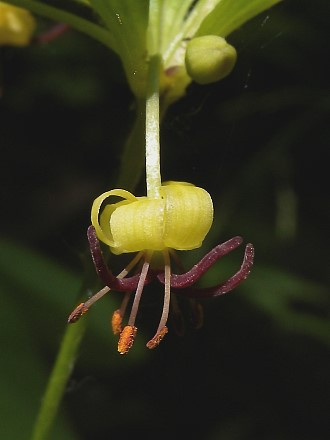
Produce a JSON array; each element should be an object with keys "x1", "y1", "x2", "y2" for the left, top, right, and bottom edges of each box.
[
  {"x1": 196, "y1": 0, "x2": 283, "y2": 37},
  {"x1": 162, "y1": 0, "x2": 220, "y2": 66},
  {"x1": 175, "y1": 0, "x2": 221, "y2": 40},
  {"x1": 159, "y1": 0, "x2": 193, "y2": 53},
  {"x1": 90, "y1": 0, "x2": 149, "y2": 96}
]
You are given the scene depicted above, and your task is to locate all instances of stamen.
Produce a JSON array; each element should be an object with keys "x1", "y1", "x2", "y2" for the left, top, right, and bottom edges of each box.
[
  {"x1": 157, "y1": 250, "x2": 172, "y2": 330},
  {"x1": 111, "y1": 310, "x2": 123, "y2": 334},
  {"x1": 118, "y1": 252, "x2": 145, "y2": 278},
  {"x1": 68, "y1": 249, "x2": 144, "y2": 324},
  {"x1": 111, "y1": 292, "x2": 131, "y2": 334},
  {"x1": 84, "y1": 285, "x2": 110, "y2": 309},
  {"x1": 146, "y1": 326, "x2": 168, "y2": 349},
  {"x1": 68, "y1": 302, "x2": 89, "y2": 323},
  {"x1": 110, "y1": 255, "x2": 145, "y2": 332},
  {"x1": 67, "y1": 286, "x2": 110, "y2": 324},
  {"x1": 146, "y1": 249, "x2": 171, "y2": 348},
  {"x1": 127, "y1": 253, "x2": 152, "y2": 327},
  {"x1": 118, "y1": 325, "x2": 137, "y2": 355},
  {"x1": 117, "y1": 254, "x2": 151, "y2": 354}
]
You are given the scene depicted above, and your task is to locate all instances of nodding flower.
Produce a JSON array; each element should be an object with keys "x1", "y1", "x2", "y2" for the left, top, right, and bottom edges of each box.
[{"x1": 68, "y1": 181, "x2": 254, "y2": 355}]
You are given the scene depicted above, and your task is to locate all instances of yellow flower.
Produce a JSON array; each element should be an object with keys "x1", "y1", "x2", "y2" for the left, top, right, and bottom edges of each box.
[
  {"x1": 0, "y1": 2, "x2": 35, "y2": 46},
  {"x1": 69, "y1": 180, "x2": 254, "y2": 355},
  {"x1": 91, "y1": 181, "x2": 214, "y2": 254},
  {"x1": 89, "y1": 181, "x2": 214, "y2": 353}
]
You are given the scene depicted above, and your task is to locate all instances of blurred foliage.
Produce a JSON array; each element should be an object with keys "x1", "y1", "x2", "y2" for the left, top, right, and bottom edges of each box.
[{"x1": 0, "y1": 0, "x2": 329, "y2": 439}]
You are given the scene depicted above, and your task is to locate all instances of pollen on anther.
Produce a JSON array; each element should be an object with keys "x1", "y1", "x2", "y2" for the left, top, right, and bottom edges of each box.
[
  {"x1": 68, "y1": 303, "x2": 89, "y2": 323},
  {"x1": 118, "y1": 325, "x2": 137, "y2": 354},
  {"x1": 112, "y1": 309, "x2": 123, "y2": 335},
  {"x1": 146, "y1": 326, "x2": 168, "y2": 349}
]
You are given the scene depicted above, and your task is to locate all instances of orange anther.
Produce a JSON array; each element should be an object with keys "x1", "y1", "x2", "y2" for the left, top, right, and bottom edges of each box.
[
  {"x1": 68, "y1": 303, "x2": 89, "y2": 323},
  {"x1": 146, "y1": 326, "x2": 168, "y2": 349},
  {"x1": 111, "y1": 309, "x2": 123, "y2": 335},
  {"x1": 118, "y1": 325, "x2": 137, "y2": 354}
]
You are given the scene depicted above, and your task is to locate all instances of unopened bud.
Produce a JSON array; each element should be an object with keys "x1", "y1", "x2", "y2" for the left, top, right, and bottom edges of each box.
[{"x1": 185, "y1": 35, "x2": 237, "y2": 85}]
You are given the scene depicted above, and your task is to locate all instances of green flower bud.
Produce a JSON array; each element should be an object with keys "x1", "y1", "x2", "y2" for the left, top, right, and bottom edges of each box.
[{"x1": 185, "y1": 35, "x2": 237, "y2": 85}]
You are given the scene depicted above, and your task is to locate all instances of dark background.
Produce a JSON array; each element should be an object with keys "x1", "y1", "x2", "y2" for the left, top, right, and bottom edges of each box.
[{"x1": 0, "y1": 0, "x2": 329, "y2": 439}]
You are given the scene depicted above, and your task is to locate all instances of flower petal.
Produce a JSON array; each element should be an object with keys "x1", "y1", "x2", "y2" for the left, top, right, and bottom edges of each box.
[
  {"x1": 110, "y1": 198, "x2": 165, "y2": 252},
  {"x1": 92, "y1": 181, "x2": 213, "y2": 253},
  {"x1": 161, "y1": 182, "x2": 213, "y2": 250},
  {"x1": 91, "y1": 189, "x2": 136, "y2": 249}
]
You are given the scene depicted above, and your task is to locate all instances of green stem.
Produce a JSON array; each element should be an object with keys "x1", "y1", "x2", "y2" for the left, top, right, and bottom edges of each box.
[
  {"x1": 31, "y1": 314, "x2": 88, "y2": 440},
  {"x1": 145, "y1": 55, "x2": 161, "y2": 198},
  {"x1": 145, "y1": 0, "x2": 162, "y2": 199}
]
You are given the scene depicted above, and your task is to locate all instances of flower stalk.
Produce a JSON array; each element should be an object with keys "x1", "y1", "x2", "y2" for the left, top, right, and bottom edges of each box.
[
  {"x1": 145, "y1": 54, "x2": 161, "y2": 199},
  {"x1": 145, "y1": 0, "x2": 162, "y2": 199}
]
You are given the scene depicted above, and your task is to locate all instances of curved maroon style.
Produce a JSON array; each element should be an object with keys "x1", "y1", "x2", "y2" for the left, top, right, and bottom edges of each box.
[
  {"x1": 87, "y1": 225, "x2": 154, "y2": 291},
  {"x1": 87, "y1": 225, "x2": 254, "y2": 298},
  {"x1": 68, "y1": 226, "x2": 255, "y2": 351}
]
